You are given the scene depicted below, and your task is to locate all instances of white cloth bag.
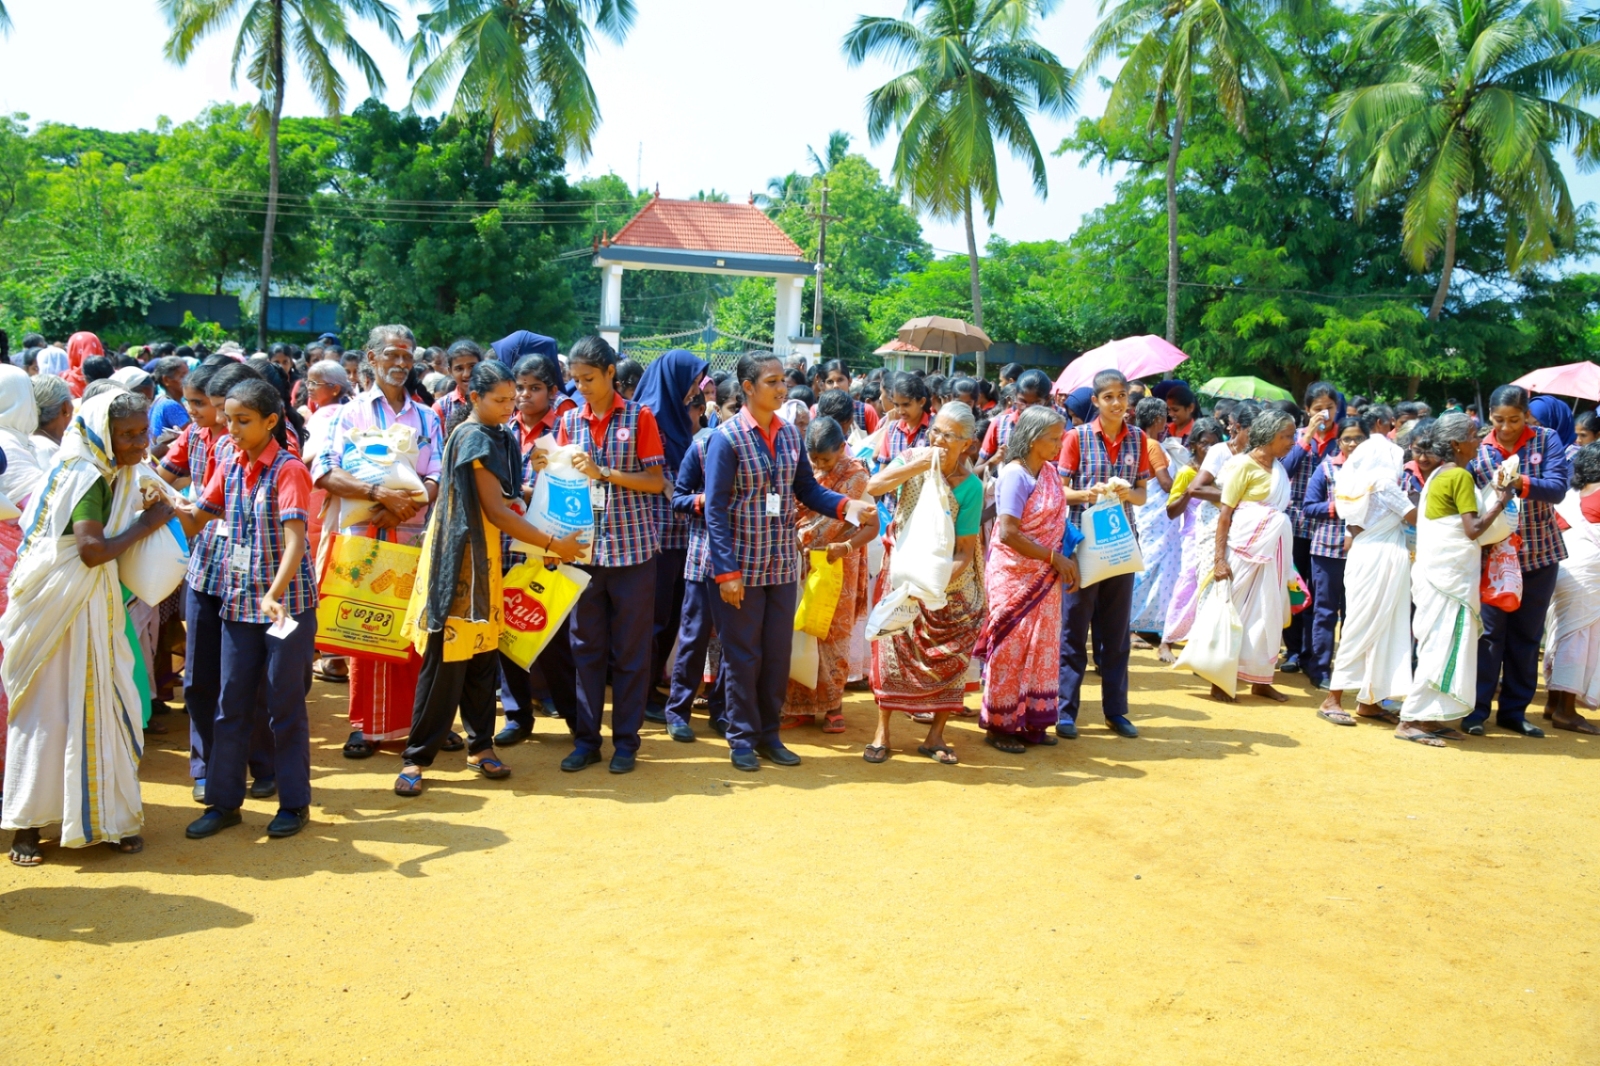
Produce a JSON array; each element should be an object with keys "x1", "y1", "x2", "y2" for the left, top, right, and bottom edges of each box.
[
  {"x1": 1077, "y1": 495, "x2": 1145, "y2": 587},
  {"x1": 522, "y1": 442, "x2": 594, "y2": 564},
  {"x1": 116, "y1": 468, "x2": 190, "y2": 606},
  {"x1": 887, "y1": 466, "x2": 954, "y2": 610},
  {"x1": 338, "y1": 424, "x2": 429, "y2": 528},
  {"x1": 789, "y1": 630, "x2": 819, "y2": 688},
  {"x1": 1173, "y1": 579, "x2": 1242, "y2": 696}
]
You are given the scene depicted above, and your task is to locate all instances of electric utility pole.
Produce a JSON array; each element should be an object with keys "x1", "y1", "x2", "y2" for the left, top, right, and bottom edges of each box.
[{"x1": 808, "y1": 180, "x2": 842, "y2": 353}]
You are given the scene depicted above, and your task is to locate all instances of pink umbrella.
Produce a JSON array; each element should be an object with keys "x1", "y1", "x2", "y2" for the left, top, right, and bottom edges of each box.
[
  {"x1": 1053, "y1": 335, "x2": 1188, "y2": 394},
  {"x1": 1512, "y1": 360, "x2": 1600, "y2": 401}
]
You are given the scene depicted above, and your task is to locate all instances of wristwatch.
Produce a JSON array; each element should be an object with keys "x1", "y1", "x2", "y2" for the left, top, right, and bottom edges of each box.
[{"x1": 598, "y1": 466, "x2": 614, "y2": 482}]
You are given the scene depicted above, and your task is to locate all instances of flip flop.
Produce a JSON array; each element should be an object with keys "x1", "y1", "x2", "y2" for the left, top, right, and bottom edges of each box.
[
  {"x1": 1429, "y1": 726, "x2": 1471, "y2": 741},
  {"x1": 342, "y1": 732, "x2": 378, "y2": 759},
  {"x1": 394, "y1": 770, "x2": 423, "y2": 797},
  {"x1": 312, "y1": 663, "x2": 349, "y2": 684},
  {"x1": 862, "y1": 745, "x2": 889, "y2": 763},
  {"x1": 1318, "y1": 708, "x2": 1357, "y2": 727},
  {"x1": 439, "y1": 731, "x2": 465, "y2": 753},
  {"x1": 917, "y1": 744, "x2": 958, "y2": 765},
  {"x1": 1358, "y1": 708, "x2": 1402, "y2": 725},
  {"x1": 1395, "y1": 730, "x2": 1446, "y2": 747},
  {"x1": 107, "y1": 835, "x2": 144, "y2": 855},
  {"x1": 467, "y1": 756, "x2": 511, "y2": 779},
  {"x1": 822, "y1": 713, "x2": 846, "y2": 734}
]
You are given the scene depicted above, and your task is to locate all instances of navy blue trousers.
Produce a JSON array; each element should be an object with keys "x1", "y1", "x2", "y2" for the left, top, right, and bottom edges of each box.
[
  {"x1": 405, "y1": 631, "x2": 499, "y2": 765},
  {"x1": 1058, "y1": 571, "x2": 1135, "y2": 722},
  {"x1": 1307, "y1": 555, "x2": 1346, "y2": 686},
  {"x1": 209, "y1": 609, "x2": 316, "y2": 812},
  {"x1": 1288, "y1": 536, "x2": 1315, "y2": 663},
  {"x1": 649, "y1": 547, "x2": 688, "y2": 705},
  {"x1": 1469, "y1": 561, "x2": 1560, "y2": 728},
  {"x1": 570, "y1": 557, "x2": 657, "y2": 756},
  {"x1": 184, "y1": 585, "x2": 271, "y2": 783},
  {"x1": 711, "y1": 581, "x2": 797, "y2": 750},
  {"x1": 663, "y1": 577, "x2": 726, "y2": 728},
  {"x1": 500, "y1": 612, "x2": 578, "y2": 730}
]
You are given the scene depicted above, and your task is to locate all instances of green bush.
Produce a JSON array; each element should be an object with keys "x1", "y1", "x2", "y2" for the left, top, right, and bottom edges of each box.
[{"x1": 37, "y1": 267, "x2": 163, "y2": 338}]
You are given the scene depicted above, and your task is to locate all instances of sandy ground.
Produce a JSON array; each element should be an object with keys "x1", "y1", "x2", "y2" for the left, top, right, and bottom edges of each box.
[{"x1": 2, "y1": 650, "x2": 1598, "y2": 1066}]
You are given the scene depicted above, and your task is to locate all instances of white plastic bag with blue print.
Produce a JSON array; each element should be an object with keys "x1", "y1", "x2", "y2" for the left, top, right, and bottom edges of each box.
[
  {"x1": 337, "y1": 423, "x2": 428, "y2": 528},
  {"x1": 1075, "y1": 489, "x2": 1144, "y2": 588},
  {"x1": 522, "y1": 441, "x2": 594, "y2": 564},
  {"x1": 117, "y1": 467, "x2": 191, "y2": 606}
]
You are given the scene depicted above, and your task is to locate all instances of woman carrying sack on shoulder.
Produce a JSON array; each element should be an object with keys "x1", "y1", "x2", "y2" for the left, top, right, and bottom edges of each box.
[{"x1": 863, "y1": 403, "x2": 984, "y2": 765}]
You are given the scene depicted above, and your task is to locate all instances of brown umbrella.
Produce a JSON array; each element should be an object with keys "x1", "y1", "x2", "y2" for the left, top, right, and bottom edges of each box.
[{"x1": 896, "y1": 316, "x2": 993, "y2": 378}]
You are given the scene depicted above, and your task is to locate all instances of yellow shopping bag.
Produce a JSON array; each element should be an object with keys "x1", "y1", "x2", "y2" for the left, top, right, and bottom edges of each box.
[
  {"x1": 315, "y1": 534, "x2": 423, "y2": 662},
  {"x1": 500, "y1": 561, "x2": 591, "y2": 670},
  {"x1": 794, "y1": 549, "x2": 844, "y2": 639}
]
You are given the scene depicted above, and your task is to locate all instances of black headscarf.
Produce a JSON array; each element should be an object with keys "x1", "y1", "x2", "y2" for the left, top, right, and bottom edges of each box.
[
  {"x1": 417, "y1": 419, "x2": 523, "y2": 639},
  {"x1": 633, "y1": 348, "x2": 709, "y2": 472}
]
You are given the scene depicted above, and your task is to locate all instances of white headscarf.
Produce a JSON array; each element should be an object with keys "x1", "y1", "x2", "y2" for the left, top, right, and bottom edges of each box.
[
  {"x1": 0, "y1": 365, "x2": 44, "y2": 507},
  {"x1": 779, "y1": 399, "x2": 809, "y2": 425},
  {"x1": 36, "y1": 346, "x2": 69, "y2": 376},
  {"x1": 111, "y1": 366, "x2": 152, "y2": 392}
]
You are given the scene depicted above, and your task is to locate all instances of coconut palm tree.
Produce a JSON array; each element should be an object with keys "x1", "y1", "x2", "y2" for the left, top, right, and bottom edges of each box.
[
  {"x1": 407, "y1": 0, "x2": 635, "y2": 164},
  {"x1": 1334, "y1": 0, "x2": 1600, "y2": 322},
  {"x1": 161, "y1": 0, "x2": 401, "y2": 350},
  {"x1": 808, "y1": 130, "x2": 853, "y2": 175},
  {"x1": 844, "y1": 0, "x2": 1075, "y2": 376},
  {"x1": 756, "y1": 171, "x2": 812, "y2": 215},
  {"x1": 0, "y1": 4, "x2": 12, "y2": 35},
  {"x1": 1077, "y1": 0, "x2": 1301, "y2": 345}
]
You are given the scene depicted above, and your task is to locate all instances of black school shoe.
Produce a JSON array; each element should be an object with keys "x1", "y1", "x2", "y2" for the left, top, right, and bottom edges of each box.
[
  {"x1": 249, "y1": 777, "x2": 277, "y2": 799},
  {"x1": 186, "y1": 808, "x2": 242, "y2": 839},
  {"x1": 561, "y1": 748, "x2": 602, "y2": 772},
  {"x1": 754, "y1": 743, "x2": 801, "y2": 766},
  {"x1": 730, "y1": 748, "x2": 760, "y2": 772},
  {"x1": 267, "y1": 807, "x2": 310, "y2": 838}
]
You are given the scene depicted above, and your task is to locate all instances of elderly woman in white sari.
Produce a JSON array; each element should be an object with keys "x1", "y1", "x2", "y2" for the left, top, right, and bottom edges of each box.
[
  {"x1": 1, "y1": 391, "x2": 174, "y2": 866},
  {"x1": 1542, "y1": 442, "x2": 1600, "y2": 734},
  {"x1": 1318, "y1": 425, "x2": 1416, "y2": 727},
  {"x1": 1209, "y1": 409, "x2": 1297, "y2": 703},
  {"x1": 1396, "y1": 414, "x2": 1514, "y2": 746}
]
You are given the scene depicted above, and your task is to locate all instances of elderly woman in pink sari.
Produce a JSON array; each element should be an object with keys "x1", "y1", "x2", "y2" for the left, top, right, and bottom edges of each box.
[
  {"x1": 975, "y1": 406, "x2": 1079, "y2": 754},
  {"x1": 1210, "y1": 409, "x2": 1298, "y2": 703}
]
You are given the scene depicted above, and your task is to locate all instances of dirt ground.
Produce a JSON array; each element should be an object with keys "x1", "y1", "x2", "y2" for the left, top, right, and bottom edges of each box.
[{"x1": 2, "y1": 650, "x2": 1597, "y2": 1065}]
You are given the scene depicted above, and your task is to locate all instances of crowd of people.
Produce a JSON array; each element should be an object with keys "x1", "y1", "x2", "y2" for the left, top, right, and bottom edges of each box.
[{"x1": 1, "y1": 323, "x2": 1597, "y2": 867}]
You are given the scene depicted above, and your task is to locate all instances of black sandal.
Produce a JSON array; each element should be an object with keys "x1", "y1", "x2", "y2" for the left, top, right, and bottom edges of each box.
[
  {"x1": 342, "y1": 731, "x2": 377, "y2": 759},
  {"x1": 107, "y1": 835, "x2": 144, "y2": 855},
  {"x1": 985, "y1": 732, "x2": 1027, "y2": 755},
  {"x1": 863, "y1": 744, "x2": 889, "y2": 763},
  {"x1": 9, "y1": 829, "x2": 42, "y2": 867},
  {"x1": 440, "y1": 731, "x2": 465, "y2": 753}
]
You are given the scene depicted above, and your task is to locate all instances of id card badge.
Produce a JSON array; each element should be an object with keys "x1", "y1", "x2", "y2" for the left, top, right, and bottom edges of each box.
[
  {"x1": 591, "y1": 481, "x2": 608, "y2": 511},
  {"x1": 229, "y1": 543, "x2": 251, "y2": 573},
  {"x1": 766, "y1": 492, "x2": 781, "y2": 517}
]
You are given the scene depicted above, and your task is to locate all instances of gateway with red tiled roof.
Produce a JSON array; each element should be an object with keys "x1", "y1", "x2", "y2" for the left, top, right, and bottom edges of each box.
[{"x1": 593, "y1": 194, "x2": 819, "y2": 358}]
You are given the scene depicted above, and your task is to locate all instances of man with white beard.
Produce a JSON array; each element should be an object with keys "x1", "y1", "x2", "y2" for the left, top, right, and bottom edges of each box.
[{"x1": 312, "y1": 325, "x2": 446, "y2": 760}]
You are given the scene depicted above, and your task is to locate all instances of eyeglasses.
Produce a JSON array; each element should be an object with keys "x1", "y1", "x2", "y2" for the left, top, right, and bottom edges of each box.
[{"x1": 929, "y1": 428, "x2": 970, "y2": 444}]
